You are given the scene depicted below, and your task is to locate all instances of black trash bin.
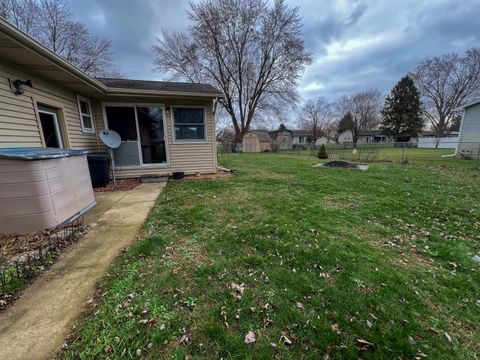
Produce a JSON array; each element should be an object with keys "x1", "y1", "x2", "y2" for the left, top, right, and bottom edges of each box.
[{"x1": 87, "y1": 153, "x2": 110, "y2": 188}]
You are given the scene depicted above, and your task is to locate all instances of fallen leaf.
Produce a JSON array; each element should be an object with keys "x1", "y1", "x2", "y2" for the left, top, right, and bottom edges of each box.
[
  {"x1": 280, "y1": 330, "x2": 294, "y2": 346},
  {"x1": 179, "y1": 334, "x2": 189, "y2": 344},
  {"x1": 331, "y1": 324, "x2": 340, "y2": 334},
  {"x1": 244, "y1": 331, "x2": 256, "y2": 344},
  {"x1": 366, "y1": 320, "x2": 372, "y2": 328},
  {"x1": 408, "y1": 336, "x2": 416, "y2": 345},
  {"x1": 231, "y1": 283, "x2": 245, "y2": 300},
  {"x1": 295, "y1": 302, "x2": 304, "y2": 310},
  {"x1": 444, "y1": 332, "x2": 452, "y2": 343},
  {"x1": 357, "y1": 338, "x2": 374, "y2": 350},
  {"x1": 103, "y1": 345, "x2": 113, "y2": 354}
]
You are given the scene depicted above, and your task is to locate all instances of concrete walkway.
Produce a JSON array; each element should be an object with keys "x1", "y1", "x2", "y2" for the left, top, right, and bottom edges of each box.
[{"x1": 0, "y1": 183, "x2": 165, "y2": 360}]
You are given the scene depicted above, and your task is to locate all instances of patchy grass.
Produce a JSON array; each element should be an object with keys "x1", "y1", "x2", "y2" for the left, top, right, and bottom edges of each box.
[{"x1": 63, "y1": 151, "x2": 480, "y2": 359}]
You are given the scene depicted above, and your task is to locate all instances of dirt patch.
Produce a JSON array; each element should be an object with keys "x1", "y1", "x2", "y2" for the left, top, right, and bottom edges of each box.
[
  {"x1": 0, "y1": 228, "x2": 83, "y2": 262},
  {"x1": 323, "y1": 195, "x2": 364, "y2": 210},
  {"x1": 324, "y1": 160, "x2": 356, "y2": 168},
  {"x1": 94, "y1": 178, "x2": 141, "y2": 192},
  {"x1": 182, "y1": 171, "x2": 231, "y2": 181}
]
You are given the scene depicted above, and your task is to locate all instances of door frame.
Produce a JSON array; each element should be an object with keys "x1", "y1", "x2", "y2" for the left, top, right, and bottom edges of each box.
[
  {"x1": 33, "y1": 98, "x2": 70, "y2": 148},
  {"x1": 101, "y1": 102, "x2": 170, "y2": 169},
  {"x1": 37, "y1": 107, "x2": 64, "y2": 148}
]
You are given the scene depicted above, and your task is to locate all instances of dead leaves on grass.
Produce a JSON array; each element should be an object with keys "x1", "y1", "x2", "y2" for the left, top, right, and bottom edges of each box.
[{"x1": 231, "y1": 282, "x2": 245, "y2": 300}]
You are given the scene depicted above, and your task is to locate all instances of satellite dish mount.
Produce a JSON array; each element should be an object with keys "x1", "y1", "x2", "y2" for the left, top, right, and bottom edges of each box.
[{"x1": 99, "y1": 129, "x2": 121, "y2": 184}]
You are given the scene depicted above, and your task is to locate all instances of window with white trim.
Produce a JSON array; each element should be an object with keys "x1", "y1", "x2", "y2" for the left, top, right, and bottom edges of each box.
[
  {"x1": 172, "y1": 107, "x2": 206, "y2": 141},
  {"x1": 77, "y1": 95, "x2": 94, "y2": 133}
]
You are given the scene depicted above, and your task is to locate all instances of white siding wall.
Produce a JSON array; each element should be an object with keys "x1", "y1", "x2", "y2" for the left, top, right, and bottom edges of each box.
[
  {"x1": 338, "y1": 130, "x2": 353, "y2": 143},
  {"x1": 457, "y1": 103, "x2": 480, "y2": 158}
]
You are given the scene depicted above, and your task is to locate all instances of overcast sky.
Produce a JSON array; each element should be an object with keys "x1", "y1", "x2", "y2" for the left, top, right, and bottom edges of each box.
[{"x1": 70, "y1": 0, "x2": 480, "y2": 102}]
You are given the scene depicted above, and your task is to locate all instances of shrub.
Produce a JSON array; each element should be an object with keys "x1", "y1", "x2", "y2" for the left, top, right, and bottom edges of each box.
[{"x1": 317, "y1": 144, "x2": 328, "y2": 159}]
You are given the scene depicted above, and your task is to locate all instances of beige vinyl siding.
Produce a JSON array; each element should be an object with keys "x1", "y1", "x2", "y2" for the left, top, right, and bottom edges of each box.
[
  {"x1": 93, "y1": 98, "x2": 217, "y2": 178},
  {"x1": 0, "y1": 60, "x2": 100, "y2": 150}
]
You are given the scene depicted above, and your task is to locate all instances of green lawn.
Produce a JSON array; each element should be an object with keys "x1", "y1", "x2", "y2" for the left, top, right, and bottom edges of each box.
[{"x1": 64, "y1": 151, "x2": 480, "y2": 359}]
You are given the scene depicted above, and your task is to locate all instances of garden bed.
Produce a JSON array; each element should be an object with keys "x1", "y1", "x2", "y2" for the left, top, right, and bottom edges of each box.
[
  {"x1": 94, "y1": 178, "x2": 141, "y2": 192},
  {"x1": 0, "y1": 223, "x2": 87, "y2": 310}
]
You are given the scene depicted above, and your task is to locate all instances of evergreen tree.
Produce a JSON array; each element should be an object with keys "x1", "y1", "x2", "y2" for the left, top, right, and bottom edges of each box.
[
  {"x1": 338, "y1": 111, "x2": 354, "y2": 133},
  {"x1": 317, "y1": 144, "x2": 328, "y2": 159},
  {"x1": 381, "y1": 75, "x2": 423, "y2": 141}
]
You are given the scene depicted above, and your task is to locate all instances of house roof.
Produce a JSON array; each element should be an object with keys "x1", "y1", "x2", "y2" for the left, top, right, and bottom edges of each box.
[
  {"x1": 96, "y1": 78, "x2": 222, "y2": 96},
  {"x1": 0, "y1": 17, "x2": 223, "y2": 98},
  {"x1": 453, "y1": 98, "x2": 480, "y2": 111},
  {"x1": 360, "y1": 130, "x2": 388, "y2": 136},
  {"x1": 249, "y1": 130, "x2": 272, "y2": 142},
  {"x1": 291, "y1": 130, "x2": 310, "y2": 137}
]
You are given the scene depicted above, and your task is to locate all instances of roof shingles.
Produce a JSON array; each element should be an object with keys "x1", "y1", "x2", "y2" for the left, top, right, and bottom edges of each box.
[{"x1": 96, "y1": 77, "x2": 222, "y2": 95}]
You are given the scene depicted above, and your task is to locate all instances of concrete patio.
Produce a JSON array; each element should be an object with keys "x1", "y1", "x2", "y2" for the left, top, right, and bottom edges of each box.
[{"x1": 0, "y1": 182, "x2": 165, "y2": 360}]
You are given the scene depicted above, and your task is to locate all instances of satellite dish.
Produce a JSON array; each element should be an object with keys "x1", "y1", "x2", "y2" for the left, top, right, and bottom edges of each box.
[
  {"x1": 98, "y1": 129, "x2": 121, "y2": 184},
  {"x1": 99, "y1": 129, "x2": 121, "y2": 149}
]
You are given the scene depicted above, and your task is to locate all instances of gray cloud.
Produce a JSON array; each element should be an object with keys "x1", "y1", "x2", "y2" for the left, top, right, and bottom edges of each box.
[{"x1": 69, "y1": 0, "x2": 480, "y2": 102}]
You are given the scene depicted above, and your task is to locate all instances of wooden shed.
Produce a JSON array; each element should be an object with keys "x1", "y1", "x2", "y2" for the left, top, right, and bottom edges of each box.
[{"x1": 242, "y1": 131, "x2": 272, "y2": 152}]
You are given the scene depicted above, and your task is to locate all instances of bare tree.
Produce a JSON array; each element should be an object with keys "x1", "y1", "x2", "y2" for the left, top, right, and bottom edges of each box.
[
  {"x1": 297, "y1": 97, "x2": 333, "y2": 144},
  {"x1": 411, "y1": 48, "x2": 480, "y2": 141},
  {"x1": 335, "y1": 89, "x2": 382, "y2": 146},
  {"x1": 153, "y1": 0, "x2": 311, "y2": 143},
  {"x1": 1, "y1": 0, "x2": 117, "y2": 77}
]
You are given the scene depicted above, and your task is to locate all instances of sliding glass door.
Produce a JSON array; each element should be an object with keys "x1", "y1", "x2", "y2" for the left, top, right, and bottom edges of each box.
[{"x1": 104, "y1": 104, "x2": 168, "y2": 167}]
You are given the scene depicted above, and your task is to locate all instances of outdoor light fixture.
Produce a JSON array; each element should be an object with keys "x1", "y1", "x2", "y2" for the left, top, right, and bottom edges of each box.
[{"x1": 9, "y1": 78, "x2": 32, "y2": 95}]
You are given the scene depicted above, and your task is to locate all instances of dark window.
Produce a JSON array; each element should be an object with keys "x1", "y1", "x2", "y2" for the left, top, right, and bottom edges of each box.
[
  {"x1": 105, "y1": 106, "x2": 137, "y2": 141},
  {"x1": 173, "y1": 107, "x2": 205, "y2": 141}
]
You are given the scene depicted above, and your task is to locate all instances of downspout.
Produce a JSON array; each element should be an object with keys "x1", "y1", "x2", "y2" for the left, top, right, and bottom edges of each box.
[{"x1": 442, "y1": 109, "x2": 465, "y2": 158}]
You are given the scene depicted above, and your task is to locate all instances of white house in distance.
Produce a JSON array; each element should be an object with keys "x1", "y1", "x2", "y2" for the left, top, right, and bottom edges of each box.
[
  {"x1": 292, "y1": 130, "x2": 333, "y2": 147},
  {"x1": 454, "y1": 98, "x2": 480, "y2": 159},
  {"x1": 337, "y1": 130, "x2": 393, "y2": 144},
  {"x1": 292, "y1": 130, "x2": 309, "y2": 146}
]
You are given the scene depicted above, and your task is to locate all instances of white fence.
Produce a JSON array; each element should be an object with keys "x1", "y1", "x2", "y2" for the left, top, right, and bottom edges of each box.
[{"x1": 417, "y1": 137, "x2": 459, "y2": 148}]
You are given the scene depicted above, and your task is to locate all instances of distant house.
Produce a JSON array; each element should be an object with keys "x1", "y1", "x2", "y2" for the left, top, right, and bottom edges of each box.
[
  {"x1": 315, "y1": 136, "x2": 334, "y2": 146},
  {"x1": 242, "y1": 130, "x2": 272, "y2": 153},
  {"x1": 292, "y1": 130, "x2": 310, "y2": 147},
  {"x1": 337, "y1": 130, "x2": 393, "y2": 144},
  {"x1": 271, "y1": 125, "x2": 293, "y2": 150},
  {"x1": 453, "y1": 98, "x2": 480, "y2": 159}
]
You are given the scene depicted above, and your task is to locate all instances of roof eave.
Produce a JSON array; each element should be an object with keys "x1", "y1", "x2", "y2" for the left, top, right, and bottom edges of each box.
[
  {"x1": 106, "y1": 87, "x2": 224, "y2": 98},
  {"x1": 0, "y1": 18, "x2": 107, "y2": 93},
  {"x1": 453, "y1": 98, "x2": 480, "y2": 111}
]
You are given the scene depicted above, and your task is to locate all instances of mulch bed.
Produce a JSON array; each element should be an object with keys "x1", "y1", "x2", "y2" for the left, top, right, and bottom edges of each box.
[
  {"x1": 323, "y1": 160, "x2": 356, "y2": 168},
  {"x1": 94, "y1": 178, "x2": 141, "y2": 192}
]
